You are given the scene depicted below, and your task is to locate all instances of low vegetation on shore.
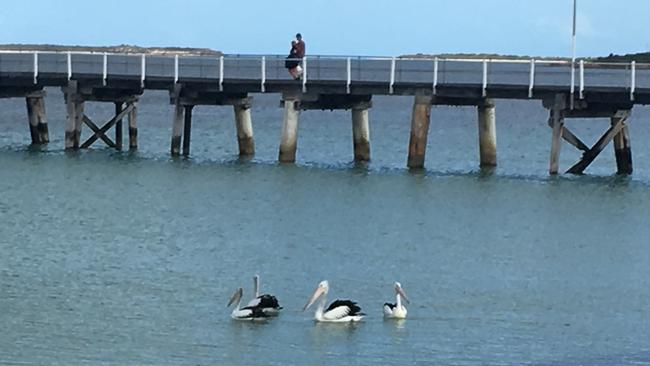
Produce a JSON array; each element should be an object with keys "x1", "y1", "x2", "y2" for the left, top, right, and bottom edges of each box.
[
  {"x1": 401, "y1": 53, "x2": 568, "y2": 61},
  {"x1": 594, "y1": 52, "x2": 650, "y2": 63},
  {"x1": 403, "y1": 52, "x2": 650, "y2": 63},
  {"x1": 0, "y1": 44, "x2": 222, "y2": 56}
]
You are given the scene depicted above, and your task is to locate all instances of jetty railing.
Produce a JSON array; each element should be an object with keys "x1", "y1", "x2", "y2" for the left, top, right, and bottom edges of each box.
[{"x1": 0, "y1": 51, "x2": 647, "y2": 100}]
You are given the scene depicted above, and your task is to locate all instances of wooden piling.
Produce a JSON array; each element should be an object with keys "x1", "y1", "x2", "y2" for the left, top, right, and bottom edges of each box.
[
  {"x1": 407, "y1": 95, "x2": 432, "y2": 169},
  {"x1": 171, "y1": 102, "x2": 184, "y2": 156},
  {"x1": 182, "y1": 105, "x2": 193, "y2": 156},
  {"x1": 549, "y1": 108, "x2": 564, "y2": 175},
  {"x1": 115, "y1": 102, "x2": 123, "y2": 150},
  {"x1": 35, "y1": 96, "x2": 49, "y2": 144},
  {"x1": 26, "y1": 93, "x2": 49, "y2": 145},
  {"x1": 74, "y1": 100, "x2": 84, "y2": 149},
  {"x1": 64, "y1": 81, "x2": 79, "y2": 149},
  {"x1": 352, "y1": 107, "x2": 370, "y2": 161},
  {"x1": 170, "y1": 84, "x2": 184, "y2": 156},
  {"x1": 477, "y1": 99, "x2": 497, "y2": 167},
  {"x1": 612, "y1": 116, "x2": 632, "y2": 174},
  {"x1": 234, "y1": 104, "x2": 255, "y2": 156},
  {"x1": 279, "y1": 99, "x2": 300, "y2": 162},
  {"x1": 128, "y1": 101, "x2": 138, "y2": 150},
  {"x1": 26, "y1": 97, "x2": 40, "y2": 144}
]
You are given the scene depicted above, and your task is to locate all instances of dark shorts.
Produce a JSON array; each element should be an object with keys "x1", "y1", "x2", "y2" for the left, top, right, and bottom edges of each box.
[{"x1": 285, "y1": 58, "x2": 300, "y2": 69}]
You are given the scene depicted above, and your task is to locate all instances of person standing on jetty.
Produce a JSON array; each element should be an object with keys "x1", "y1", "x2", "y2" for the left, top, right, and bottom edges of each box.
[{"x1": 285, "y1": 33, "x2": 306, "y2": 80}]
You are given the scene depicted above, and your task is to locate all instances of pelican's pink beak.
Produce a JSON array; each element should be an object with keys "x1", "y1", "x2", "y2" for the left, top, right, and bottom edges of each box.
[
  {"x1": 395, "y1": 284, "x2": 410, "y2": 304},
  {"x1": 227, "y1": 288, "x2": 243, "y2": 308},
  {"x1": 303, "y1": 285, "x2": 325, "y2": 311}
]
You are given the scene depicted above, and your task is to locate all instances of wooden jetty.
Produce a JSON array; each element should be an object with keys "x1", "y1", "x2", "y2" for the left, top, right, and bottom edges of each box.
[{"x1": 1, "y1": 50, "x2": 649, "y2": 174}]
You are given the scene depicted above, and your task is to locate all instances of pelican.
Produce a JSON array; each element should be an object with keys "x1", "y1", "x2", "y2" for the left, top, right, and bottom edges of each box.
[
  {"x1": 302, "y1": 280, "x2": 364, "y2": 322},
  {"x1": 246, "y1": 274, "x2": 282, "y2": 316},
  {"x1": 383, "y1": 282, "x2": 410, "y2": 319},
  {"x1": 227, "y1": 287, "x2": 267, "y2": 321}
]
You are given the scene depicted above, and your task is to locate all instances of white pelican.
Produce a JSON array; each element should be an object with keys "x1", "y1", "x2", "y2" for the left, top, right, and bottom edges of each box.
[
  {"x1": 302, "y1": 280, "x2": 365, "y2": 322},
  {"x1": 227, "y1": 287, "x2": 267, "y2": 321},
  {"x1": 383, "y1": 282, "x2": 410, "y2": 319},
  {"x1": 246, "y1": 274, "x2": 282, "y2": 316}
]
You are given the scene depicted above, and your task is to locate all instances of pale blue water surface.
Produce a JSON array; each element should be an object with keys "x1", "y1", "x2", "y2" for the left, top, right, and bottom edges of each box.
[{"x1": 1, "y1": 90, "x2": 650, "y2": 365}]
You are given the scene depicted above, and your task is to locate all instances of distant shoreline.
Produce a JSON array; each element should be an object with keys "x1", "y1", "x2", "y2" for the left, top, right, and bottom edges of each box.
[
  {"x1": 401, "y1": 53, "x2": 567, "y2": 61},
  {"x1": 404, "y1": 52, "x2": 650, "y2": 62},
  {"x1": 0, "y1": 44, "x2": 647, "y2": 62},
  {"x1": 0, "y1": 44, "x2": 222, "y2": 56}
]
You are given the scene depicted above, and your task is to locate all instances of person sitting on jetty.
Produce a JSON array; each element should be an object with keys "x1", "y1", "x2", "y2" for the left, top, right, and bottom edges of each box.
[
  {"x1": 285, "y1": 41, "x2": 301, "y2": 80},
  {"x1": 294, "y1": 33, "x2": 305, "y2": 59},
  {"x1": 285, "y1": 33, "x2": 306, "y2": 80}
]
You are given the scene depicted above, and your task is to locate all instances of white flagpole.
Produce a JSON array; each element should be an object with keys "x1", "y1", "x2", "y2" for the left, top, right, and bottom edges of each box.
[{"x1": 570, "y1": 0, "x2": 577, "y2": 109}]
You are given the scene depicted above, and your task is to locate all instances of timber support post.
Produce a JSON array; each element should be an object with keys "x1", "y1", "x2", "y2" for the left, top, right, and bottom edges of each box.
[
  {"x1": 114, "y1": 102, "x2": 124, "y2": 150},
  {"x1": 407, "y1": 94, "x2": 433, "y2": 169},
  {"x1": 352, "y1": 106, "x2": 370, "y2": 162},
  {"x1": 128, "y1": 101, "x2": 138, "y2": 150},
  {"x1": 170, "y1": 85, "x2": 184, "y2": 156},
  {"x1": 279, "y1": 98, "x2": 300, "y2": 163},
  {"x1": 612, "y1": 115, "x2": 632, "y2": 174},
  {"x1": 182, "y1": 105, "x2": 194, "y2": 156},
  {"x1": 477, "y1": 98, "x2": 497, "y2": 167},
  {"x1": 549, "y1": 108, "x2": 565, "y2": 175},
  {"x1": 547, "y1": 94, "x2": 566, "y2": 175},
  {"x1": 64, "y1": 80, "x2": 83, "y2": 150},
  {"x1": 25, "y1": 91, "x2": 49, "y2": 145},
  {"x1": 234, "y1": 102, "x2": 255, "y2": 156}
]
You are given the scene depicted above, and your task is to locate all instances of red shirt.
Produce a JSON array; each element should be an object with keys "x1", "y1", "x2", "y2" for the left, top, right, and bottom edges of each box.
[{"x1": 294, "y1": 40, "x2": 306, "y2": 58}]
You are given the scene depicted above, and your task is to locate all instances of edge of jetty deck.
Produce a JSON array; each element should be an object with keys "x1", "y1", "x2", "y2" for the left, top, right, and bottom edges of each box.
[{"x1": 1, "y1": 50, "x2": 649, "y2": 174}]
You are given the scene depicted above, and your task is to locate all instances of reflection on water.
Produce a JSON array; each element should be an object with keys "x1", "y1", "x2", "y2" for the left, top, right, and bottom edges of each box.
[
  {"x1": 383, "y1": 318, "x2": 408, "y2": 348},
  {"x1": 387, "y1": 318, "x2": 407, "y2": 330},
  {"x1": 309, "y1": 321, "x2": 362, "y2": 346}
]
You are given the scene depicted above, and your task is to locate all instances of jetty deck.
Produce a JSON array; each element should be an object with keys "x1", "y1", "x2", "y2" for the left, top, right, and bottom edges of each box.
[{"x1": 1, "y1": 50, "x2": 649, "y2": 174}]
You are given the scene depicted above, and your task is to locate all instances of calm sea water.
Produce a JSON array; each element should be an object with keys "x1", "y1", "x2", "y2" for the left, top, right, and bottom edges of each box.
[{"x1": 1, "y1": 90, "x2": 650, "y2": 365}]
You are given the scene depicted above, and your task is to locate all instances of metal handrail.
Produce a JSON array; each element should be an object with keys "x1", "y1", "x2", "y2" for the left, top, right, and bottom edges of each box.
[
  {"x1": 0, "y1": 50, "x2": 645, "y2": 103},
  {"x1": 1, "y1": 49, "x2": 648, "y2": 67}
]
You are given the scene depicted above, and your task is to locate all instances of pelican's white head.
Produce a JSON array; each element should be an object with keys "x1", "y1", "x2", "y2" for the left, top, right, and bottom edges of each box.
[
  {"x1": 394, "y1": 282, "x2": 410, "y2": 304},
  {"x1": 227, "y1": 287, "x2": 243, "y2": 308},
  {"x1": 319, "y1": 280, "x2": 329, "y2": 291},
  {"x1": 302, "y1": 280, "x2": 329, "y2": 311}
]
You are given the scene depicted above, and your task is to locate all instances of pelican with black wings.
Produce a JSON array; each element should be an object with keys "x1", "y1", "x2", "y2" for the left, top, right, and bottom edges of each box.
[{"x1": 303, "y1": 280, "x2": 365, "y2": 322}]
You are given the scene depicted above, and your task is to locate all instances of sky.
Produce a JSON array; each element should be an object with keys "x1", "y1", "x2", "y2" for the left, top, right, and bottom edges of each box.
[{"x1": 1, "y1": 0, "x2": 649, "y2": 58}]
